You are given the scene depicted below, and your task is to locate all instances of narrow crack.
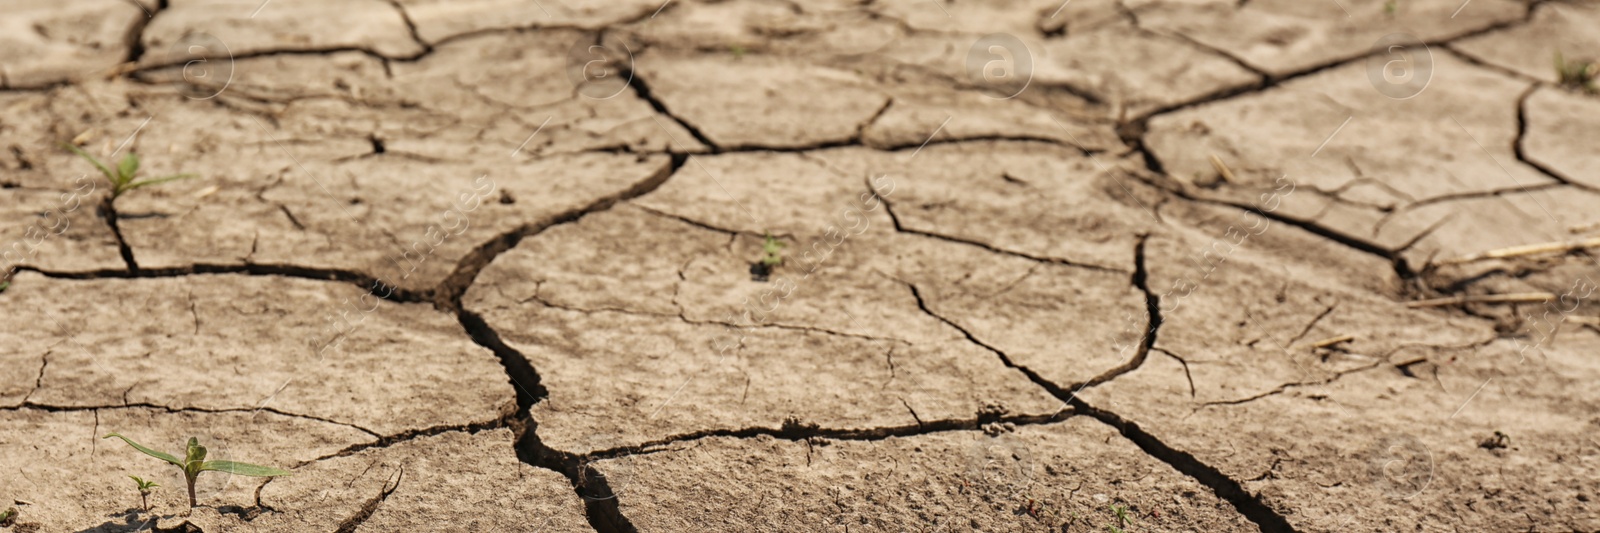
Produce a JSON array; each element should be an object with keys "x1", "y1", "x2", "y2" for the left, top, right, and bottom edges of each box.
[
  {"x1": 1031, "y1": 79, "x2": 1108, "y2": 107},
  {"x1": 1135, "y1": 26, "x2": 1269, "y2": 81},
  {"x1": 517, "y1": 291, "x2": 909, "y2": 345},
  {"x1": 576, "y1": 408, "x2": 1075, "y2": 463},
  {"x1": 1200, "y1": 361, "x2": 1384, "y2": 408},
  {"x1": 1384, "y1": 181, "x2": 1566, "y2": 214},
  {"x1": 1075, "y1": 235, "x2": 1162, "y2": 388},
  {"x1": 632, "y1": 204, "x2": 747, "y2": 238},
  {"x1": 893, "y1": 236, "x2": 1158, "y2": 395},
  {"x1": 882, "y1": 345, "x2": 897, "y2": 386},
  {"x1": 91, "y1": 408, "x2": 101, "y2": 459},
  {"x1": 1131, "y1": 172, "x2": 1418, "y2": 280},
  {"x1": 624, "y1": 68, "x2": 718, "y2": 151},
  {"x1": 8, "y1": 402, "x2": 381, "y2": 438},
  {"x1": 1285, "y1": 301, "x2": 1338, "y2": 347},
  {"x1": 884, "y1": 134, "x2": 1101, "y2": 156},
  {"x1": 432, "y1": 156, "x2": 677, "y2": 308},
  {"x1": 331, "y1": 465, "x2": 403, "y2": 533},
  {"x1": 19, "y1": 263, "x2": 428, "y2": 303},
  {"x1": 856, "y1": 96, "x2": 895, "y2": 142},
  {"x1": 1440, "y1": 44, "x2": 1542, "y2": 84},
  {"x1": 620, "y1": 61, "x2": 1106, "y2": 157},
  {"x1": 1203, "y1": 336, "x2": 1496, "y2": 407},
  {"x1": 296, "y1": 415, "x2": 511, "y2": 467},
  {"x1": 101, "y1": 197, "x2": 140, "y2": 271},
  {"x1": 898, "y1": 397, "x2": 922, "y2": 427},
  {"x1": 380, "y1": 0, "x2": 432, "y2": 55},
  {"x1": 276, "y1": 204, "x2": 307, "y2": 231},
  {"x1": 1153, "y1": 348, "x2": 1198, "y2": 399},
  {"x1": 1070, "y1": 399, "x2": 1297, "y2": 532},
  {"x1": 122, "y1": 0, "x2": 166, "y2": 64},
  {"x1": 705, "y1": 132, "x2": 1105, "y2": 158},
  {"x1": 901, "y1": 279, "x2": 1087, "y2": 401},
  {"x1": 17, "y1": 351, "x2": 50, "y2": 406},
  {"x1": 879, "y1": 192, "x2": 1126, "y2": 273},
  {"x1": 1513, "y1": 84, "x2": 1600, "y2": 193}
]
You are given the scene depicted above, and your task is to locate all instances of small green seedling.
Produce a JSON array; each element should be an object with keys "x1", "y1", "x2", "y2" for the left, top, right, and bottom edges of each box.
[
  {"x1": 1111, "y1": 503, "x2": 1132, "y2": 527},
  {"x1": 760, "y1": 233, "x2": 785, "y2": 267},
  {"x1": 749, "y1": 233, "x2": 787, "y2": 282},
  {"x1": 103, "y1": 433, "x2": 290, "y2": 508},
  {"x1": 1384, "y1": 0, "x2": 1398, "y2": 15},
  {"x1": 1555, "y1": 51, "x2": 1598, "y2": 93},
  {"x1": 129, "y1": 475, "x2": 160, "y2": 512},
  {"x1": 61, "y1": 144, "x2": 197, "y2": 201},
  {"x1": 0, "y1": 281, "x2": 8, "y2": 293},
  {"x1": 731, "y1": 44, "x2": 747, "y2": 59},
  {"x1": 0, "y1": 506, "x2": 15, "y2": 526}
]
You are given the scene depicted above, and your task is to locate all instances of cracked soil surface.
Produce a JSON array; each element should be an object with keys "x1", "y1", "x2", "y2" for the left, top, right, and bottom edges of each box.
[{"x1": 2, "y1": 0, "x2": 1599, "y2": 531}]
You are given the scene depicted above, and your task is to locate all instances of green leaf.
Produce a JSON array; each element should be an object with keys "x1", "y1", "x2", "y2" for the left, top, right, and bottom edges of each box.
[
  {"x1": 61, "y1": 143, "x2": 116, "y2": 182},
  {"x1": 185, "y1": 437, "x2": 207, "y2": 464},
  {"x1": 200, "y1": 460, "x2": 291, "y2": 477},
  {"x1": 118, "y1": 153, "x2": 140, "y2": 183},
  {"x1": 103, "y1": 433, "x2": 183, "y2": 467},
  {"x1": 126, "y1": 173, "x2": 198, "y2": 192}
]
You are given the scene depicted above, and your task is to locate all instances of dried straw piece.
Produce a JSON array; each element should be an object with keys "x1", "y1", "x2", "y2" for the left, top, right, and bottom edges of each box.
[
  {"x1": 1406, "y1": 292, "x2": 1556, "y2": 308},
  {"x1": 1208, "y1": 154, "x2": 1237, "y2": 184},
  {"x1": 1440, "y1": 237, "x2": 1600, "y2": 265},
  {"x1": 1310, "y1": 334, "x2": 1355, "y2": 349}
]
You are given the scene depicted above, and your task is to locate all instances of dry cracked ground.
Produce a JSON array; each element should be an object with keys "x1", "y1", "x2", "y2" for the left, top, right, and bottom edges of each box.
[{"x1": 2, "y1": 0, "x2": 1599, "y2": 532}]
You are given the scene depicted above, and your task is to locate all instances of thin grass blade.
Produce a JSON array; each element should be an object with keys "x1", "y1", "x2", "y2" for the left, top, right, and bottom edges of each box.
[
  {"x1": 126, "y1": 174, "x2": 198, "y2": 191},
  {"x1": 199, "y1": 460, "x2": 291, "y2": 477},
  {"x1": 103, "y1": 433, "x2": 184, "y2": 467},
  {"x1": 61, "y1": 143, "x2": 115, "y2": 182}
]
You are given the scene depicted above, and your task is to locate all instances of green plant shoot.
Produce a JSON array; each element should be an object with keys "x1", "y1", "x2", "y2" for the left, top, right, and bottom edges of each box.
[
  {"x1": 61, "y1": 144, "x2": 197, "y2": 200},
  {"x1": 1111, "y1": 503, "x2": 1132, "y2": 527},
  {"x1": 1555, "y1": 50, "x2": 1598, "y2": 93},
  {"x1": 761, "y1": 233, "x2": 785, "y2": 267},
  {"x1": 129, "y1": 475, "x2": 160, "y2": 512},
  {"x1": 103, "y1": 433, "x2": 290, "y2": 508}
]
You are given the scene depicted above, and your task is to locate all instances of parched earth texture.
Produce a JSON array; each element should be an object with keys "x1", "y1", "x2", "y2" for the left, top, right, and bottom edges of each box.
[{"x1": 2, "y1": 0, "x2": 1600, "y2": 532}]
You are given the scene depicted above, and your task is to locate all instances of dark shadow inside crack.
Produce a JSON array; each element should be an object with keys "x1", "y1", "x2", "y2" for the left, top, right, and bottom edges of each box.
[
  {"x1": 1070, "y1": 398, "x2": 1297, "y2": 533},
  {"x1": 513, "y1": 423, "x2": 639, "y2": 533}
]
